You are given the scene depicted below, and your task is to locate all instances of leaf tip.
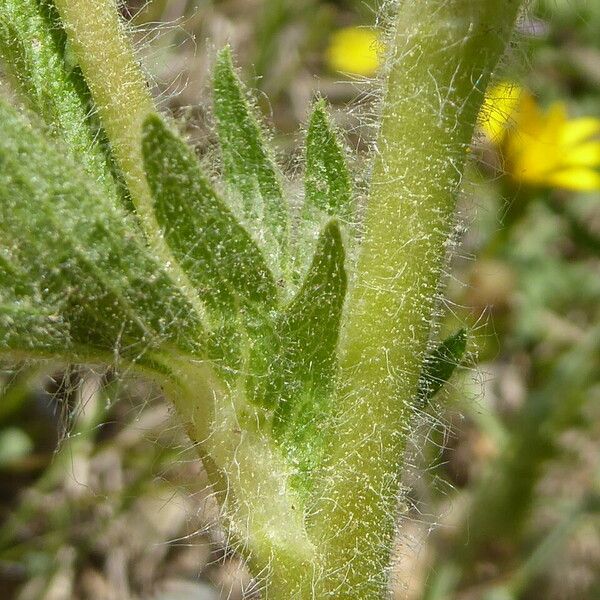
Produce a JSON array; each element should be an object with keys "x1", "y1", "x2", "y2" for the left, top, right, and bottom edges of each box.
[
  {"x1": 308, "y1": 97, "x2": 329, "y2": 131},
  {"x1": 450, "y1": 327, "x2": 468, "y2": 355},
  {"x1": 141, "y1": 113, "x2": 167, "y2": 146},
  {"x1": 215, "y1": 45, "x2": 235, "y2": 77}
]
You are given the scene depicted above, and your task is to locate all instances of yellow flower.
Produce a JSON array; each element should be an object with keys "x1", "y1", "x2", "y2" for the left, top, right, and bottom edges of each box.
[
  {"x1": 479, "y1": 82, "x2": 524, "y2": 142},
  {"x1": 480, "y1": 82, "x2": 600, "y2": 191},
  {"x1": 326, "y1": 27, "x2": 381, "y2": 77}
]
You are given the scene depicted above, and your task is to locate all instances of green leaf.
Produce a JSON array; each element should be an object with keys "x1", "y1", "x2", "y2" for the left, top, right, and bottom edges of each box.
[
  {"x1": 304, "y1": 99, "x2": 354, "y2": 222},
  {"x1": 0, "y1": 99, "x2": 204, "y2": 362},
  {"x1": 0, "y1": 300, "x2": 69, "y2": 355},
  {"x1": 0, "y1": 0, "x2": 119, "y2": 202},
  {"x1": 213, "y1": 47, "x2": 288, "y2": 263},
  {"x1": 247, "y1": 221, "x2": 346, "y2": 426},
  {"x1": 417, "y1": 328, "x2": 467, "y2": 406},
  {"x1": 142, "y1": 114, "x2": 278, "y2": 314},
  {"x1": 246, "y1": 220, "x2": 346, "y2": 491},
  {"x1": 0, "y1": 223, "x2": 73, "y2": 355}
]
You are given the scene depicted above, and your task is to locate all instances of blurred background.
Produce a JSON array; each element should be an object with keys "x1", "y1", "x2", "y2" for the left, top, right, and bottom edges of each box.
[{"x1": 1, "y1": 1, "x2": 599, "y2": 598}]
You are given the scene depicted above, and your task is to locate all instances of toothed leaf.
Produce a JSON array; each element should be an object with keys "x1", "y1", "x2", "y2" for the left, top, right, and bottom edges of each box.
[
  {"x1": 142, "y1": 114, "x2": 278, "y2": 314},
  {"x1": 213, "y1": 47, "x2": 288, "y2": 260},
  {"x1": 0, "y1": 100, "x2": 204, "y2": 362},
  {"x1": 247, "y1": 221, "x2": 346, "y2": 433},
  {"x1": 304, "y1": 100, "x2": 353, "y2": 222},
  {"x1": 417, "y1": 328, "x2": 467, "y2": 406}
]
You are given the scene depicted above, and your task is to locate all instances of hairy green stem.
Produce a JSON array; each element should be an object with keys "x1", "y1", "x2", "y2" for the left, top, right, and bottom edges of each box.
[
  {"x1": 311, "y1": 1, "x2": 524, "y2": 597},
  {"x1": 51, "y1": 0, "x2": 154, "y2": 223}
]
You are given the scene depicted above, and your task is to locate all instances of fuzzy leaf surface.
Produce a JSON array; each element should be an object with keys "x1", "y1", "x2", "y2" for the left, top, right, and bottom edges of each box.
[
  {"x1": 247, "y1": 221, "x2": 346, "y2": 450},
  {"x1": 417, "y1": 328, "x2": 467, "y2": 406},
  {"x1": 304, "y1": 100, "x2": 353, "y2": 222},
  {"x1": 0, "y1": 254, "x2": 69, "y2": 354},
  {"x1": 213, "y1": 47, "x2": 288, "y2": 261},
  {"x1": 0, "y1": 100, "x2": 204, "y2": 362},
  {"x1": 142, "y1": 115, "x2": 278, "y2": 314},
  {"x1": 0, "y1": 0, "x2": 119, "y2": 201}
]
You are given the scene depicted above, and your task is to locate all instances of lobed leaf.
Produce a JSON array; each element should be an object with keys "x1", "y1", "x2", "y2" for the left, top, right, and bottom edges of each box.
[
  {"x1": 304, "y1": 99, "x2": 354, "y2": 222},
  {"x1": 0, "y1": 100, "x2": 204, "y2": 363},
  {"x1": 142, "y1": 114, "x2": 278, "y2": 315},
  {"x1": 417, "y1": 328, "x2": 467, "y2": 406},
  {"x1": 247, "y1": 221, "x2": 346, "y2": 433},
  {"x1": 213, "y1": 47, "x2": 288, "y2": 263}
]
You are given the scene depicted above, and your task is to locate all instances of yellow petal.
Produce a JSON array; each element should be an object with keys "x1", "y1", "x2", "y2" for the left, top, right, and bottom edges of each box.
[
  {"x1": 546, "y1": 167, "x2": 600, "y2": 191},
  {"x1": 559, "y1": 117, "x2": 600, "y2": 147},
  {"x1": 562, "y1": 142, "x2": 600, "y2": 168},
  {"x1": 513, "y1": 93, "x2": 545, "y2": 138},
  {"x1": 494, "y1": 87, "x2": 600, "y2": 191},
  {"x1": 326, "y1": 27, "x2": 382, "y2": 77},
  {"x1": 478, "y1": 81, "x2": 523, "y2": 141},
  {"x1": 544, "y1": 102, "x2": 568, "y2": 136}
]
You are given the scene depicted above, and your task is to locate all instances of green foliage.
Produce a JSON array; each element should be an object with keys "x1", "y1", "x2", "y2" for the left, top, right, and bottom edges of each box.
[
  {"x1": 142, "y1": 115, "x2": 278, "y2": 315},
  {"x1": 417, "y1": 328, "x2": 467, "y2": 406},
  {"x1": 304, "y1": 100, "x2": 354, "y2": 223},
  {"x1": 0, "y1": 0, "x2": 118, "y2": 200},
  {"x1": 0, "y1": 1, "x2": 523, "y2": 598},
  {"x1": 270, "y1": 221, "x2": 346, "y2": 432},
  {"x1": 3, "y1": 2, "x2": 599, "y2": 599},
  {"x1": 0, "y1": 99, "x2": 203, "y2": 362},
  {"x1": 246, "y1": 220, "x2": 346, "y2": 462},
  {"x1": 213, "y1": 47, "x2": 288, "y2": 264}
]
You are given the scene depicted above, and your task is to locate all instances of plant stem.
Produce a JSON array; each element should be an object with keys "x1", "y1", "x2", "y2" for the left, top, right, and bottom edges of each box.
[
  {"x1": 51, "y1": 0, "x2": 154, "y2": 225},
  {"x1": 312, "y1": 2, "x2": 523, "y2": 597}
]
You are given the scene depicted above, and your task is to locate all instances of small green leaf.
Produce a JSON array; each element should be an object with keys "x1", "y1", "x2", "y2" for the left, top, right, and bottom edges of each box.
[
  {"x1": 142, "y1": 114, "x2": 278, "y2": 314},
  {"x1": 213, "y1": 47, "x2": 288, "y2": 261},
  {"x1": 247, "y1": 220, "x2": 346, "y2": 491},
  {"x1": 0, "y1": 99, "x2": 204, "y2": 362},
  {"x1": 417, "y1": 328, "x2": 467, "y2": 406},
  {"x1": 247, "y1": 221, "x2": 346, "y2": 430},
  {"x1": 304, "y1": 99, "x2": 353, "y2": 222}
]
